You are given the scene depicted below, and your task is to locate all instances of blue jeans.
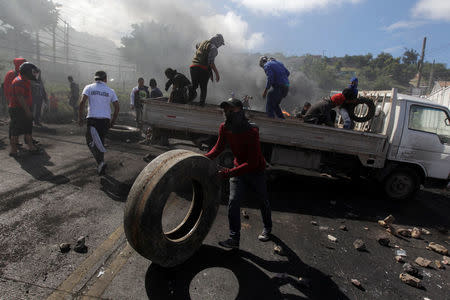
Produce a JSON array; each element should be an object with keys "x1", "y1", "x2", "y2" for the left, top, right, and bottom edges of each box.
[
  {"x1": 266, "y1": 85, "x2": 288, "y2": 119},
  {"x1": 228, "y1": 171, "x2": 272, "y2": 240}
]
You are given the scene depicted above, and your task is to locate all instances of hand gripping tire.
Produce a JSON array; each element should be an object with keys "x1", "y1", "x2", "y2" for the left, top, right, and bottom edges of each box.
[
  {"x1": 108, "y1": 125, "x2": 141, "y2": 141},
  {"x1": 347, "y1": 97, "x2": 376, "y2": 123},
  {"x1": 124, "y1": 150, "x2": 221, "y2": 267}
]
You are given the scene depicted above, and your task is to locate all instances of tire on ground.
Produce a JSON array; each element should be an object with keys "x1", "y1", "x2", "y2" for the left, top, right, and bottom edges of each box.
[
  {"x1": 348, "y1": 97, "x2": 376, "y2": 123},
  {"x1": 383, "y1": 167, "x2": 420, "y2": 200},
  {"x1": 124, "y1": 149, "x2": 221, "y2": 267},
  {"x1": 108, "y1": 125, "x2": 141, "y2": 141}
]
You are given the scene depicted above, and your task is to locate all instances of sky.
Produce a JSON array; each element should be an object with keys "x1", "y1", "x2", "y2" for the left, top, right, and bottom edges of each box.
[{"x1": 55, "y1": 0, "x2": 450, "y2": 65}]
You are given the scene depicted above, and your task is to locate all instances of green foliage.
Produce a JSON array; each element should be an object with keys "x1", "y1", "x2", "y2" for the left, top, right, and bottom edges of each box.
[{"x1": 402, "y1": 48, "x2": 419, "y2": 65}]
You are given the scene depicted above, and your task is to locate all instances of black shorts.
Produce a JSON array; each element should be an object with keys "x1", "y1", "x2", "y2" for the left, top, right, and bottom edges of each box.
[{"x1": 9, "y1": 107, "x2": 33, "y2": 136}]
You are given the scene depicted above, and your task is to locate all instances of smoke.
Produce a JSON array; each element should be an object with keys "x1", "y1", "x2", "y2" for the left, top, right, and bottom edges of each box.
[{"x1": 115, "y1": 1, "x2": 319, "y2": 112}]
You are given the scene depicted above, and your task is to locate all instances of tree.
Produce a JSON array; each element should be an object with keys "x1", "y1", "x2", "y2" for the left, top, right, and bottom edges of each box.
[{"x1": 402, "y1": 48, "x2": 419, "y2": 65}]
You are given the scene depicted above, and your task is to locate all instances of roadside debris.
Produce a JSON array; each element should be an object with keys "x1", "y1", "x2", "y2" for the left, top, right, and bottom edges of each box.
[
  {"x1": 319, "y1": 226, "x2": 329, "y2": 231},
  {"x1": 421, "y1": 228, "x2": 431, "y2": 235},
  {"x1": 274, "y1": 245, "x2": 285, "y2": 256},
  {"x1": 310, "y1": 221, "x2": 318, "y2": 226},
  {"x1": 415, "y1": 257, "x2": 432, "y2": 268},
  {"x1": 59, "y1": 243, "x2": 71, "y2": 253},
  {"x1": 363, "y1": 227, "x2": 369, "y2": 231},
  {"x1": 411, "y1": 227, "x2": 421, "y2": 239},
  {"x1": 395, "y1": 256, "x2": 405, "y2": 263},
  {"x1": 403, "y1": 263, "x2": 420, "y2": 277},
  {"x1": 351, "y1": 279, "x2": 363, "y2": 290},
  {"x1": 74, "y1": 236, "x2": 88, "y2": 253},
  {"x1": 434, "y1": 260, "x2": 445, "y2": 269},
  {"x1": 399, "y1": 273, "x2": 422, "y2": 289},
  {"x1": 345, "y1": 212, "x2": 359, "y2": 219},
  {"x1": 377, "y1": 237, "x2": 390, "y2": 247},
  {"x1": 427, "y1": 242, "x2": 448, "y2": 255},
  {"x1": 328, "y1": 235, "x2": 337, "y2": 243},
  {"x1": 242, "y1": 210, "x2": 249, "y2": 219},
  {"x1": 442, "y1": 256, "x2": 450, "y2": 265},
  {"x1": 353, "y1": 239, "x2": 366, "y2": 251},
  {"x1": 339, "y1": 225, "x2": 348, "y2": 231},
  {"x1": 396, "y1": 228, "x2": 412, "y2": 238},
  {"x1": 396, "y1": 249, "x2": 407, "y2": 257},
  {"x1": 378, "y1": 214, "x2": 395, "y2": 227}
]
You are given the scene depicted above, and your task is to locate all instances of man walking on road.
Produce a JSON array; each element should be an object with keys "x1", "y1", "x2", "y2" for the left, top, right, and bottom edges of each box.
[
  {"x1": 205, "y1": 98, "x2": 272, "y2": 249},
  {"x1": 130, "y1": 77, "x2": 149, "y2": 128},
  {"x1": 259, "y1": 56, "x2": 290, "y2": 119},
  {"x1": 79, "y1": 71, "x2": 120, "y2": 175},
  {"x1": 68, "y1": 76, "x2": 79, "y2": 122},
  {"x1": 190, "y1": 34, "x2": 225, "y2": 106}
]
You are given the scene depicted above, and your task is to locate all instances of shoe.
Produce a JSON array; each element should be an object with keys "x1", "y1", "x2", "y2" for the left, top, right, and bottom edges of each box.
[
  {"x1": 258, "y1": 228, "x2": 271, "y2": 242},
  {"x1": 97, "y1": 162, "x2": 107, "y2": 175},
  {"x1": 9, "y1": 152, "x2": 19, "y2": 158},
  {"x1": 218, "y1": 238, "x2": 239, "y2": 249}
]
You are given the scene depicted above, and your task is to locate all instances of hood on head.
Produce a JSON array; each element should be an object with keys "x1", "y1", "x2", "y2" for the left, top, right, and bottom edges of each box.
[
  {"x1": 210, "y1": 34, "x2": 224, "y2": 47},
  {"x1": 14, "y1": 58, "x2": 27, "y2": 72}
]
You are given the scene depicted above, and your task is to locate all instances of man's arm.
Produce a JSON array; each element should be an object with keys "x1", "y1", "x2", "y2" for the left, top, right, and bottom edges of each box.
[
  {"x1": 17, "y1": 95, "x2": 32, "y2": 118},
  {"x1": 111, "y1": 101, "x2": 120, "y2": 127},
  {"x1": 205, "y1": 124, "x2": 227, "y2": 160},
  {"x1": 262, "y1": 66, "x2": 273, "y2": 98},
  {"x1": 210, "y1": 63, "x2": 220, "y2": 82},
  {"x1": 78, "y1": 94, "x2": 88, "y2": 126},
  {"x1": 130, "y1": 89, "x2": 135, "y2": 109}
]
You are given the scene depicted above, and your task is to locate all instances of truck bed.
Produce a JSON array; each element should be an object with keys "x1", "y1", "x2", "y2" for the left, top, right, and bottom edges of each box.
[{"x1": 142, "y1": 99, "x2": 388, "y2": 167}]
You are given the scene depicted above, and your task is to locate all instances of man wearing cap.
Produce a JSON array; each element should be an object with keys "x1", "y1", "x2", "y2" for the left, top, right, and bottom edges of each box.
[
  {"x1": 78, "y1": 71, "x2": 120, "y2": 175},
  {"x1": 190, "y1": 34, "x2": 225, "y2": 106},
  {"x1": 205, "y1": 98, "x2": 272, "y2": 249}
]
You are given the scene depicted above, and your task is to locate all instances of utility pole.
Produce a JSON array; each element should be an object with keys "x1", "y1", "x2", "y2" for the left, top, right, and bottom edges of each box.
[
  {"x1": 427, "y1": 59, "x2": 435, "y2": 94},
  {"x1": 63, "y1": 20, "x2": 69, "y2": 64},
  {"x1": 52, "y1": 24, "x2": 56, "y2": 63},
  {"x1": 35, "y1": 30, "x2": 40, "y2": 65},
  {"x1": 416, "y1": 36, "x2": 427, "y2": 88}
]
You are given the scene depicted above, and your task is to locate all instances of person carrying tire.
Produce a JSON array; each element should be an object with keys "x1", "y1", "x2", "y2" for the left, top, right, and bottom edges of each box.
[
  {"x1": 78, "y1": 71, "x2": 120, "y2": 175},
  {"x1": 164, "y1": 68, "x2": 193, "y2": 104},
  {"x1": 190, "y1": 34, "x2": 225, "y2": 106},
  {"x1": 304, "y1": 88, "x2": 355, "y2": 127},
  {"x1": 205, "y1": 98, "x2": 272, "y2": 249},
  {"x1": 259, "y1": 56, "x2": 290, "y2": 119},
  {"x1": 130, "y1": 77, "x2": 150, "y2": 128},
  {"x1": 339, "y1": 77, "x2": 359, "y2": 129}
]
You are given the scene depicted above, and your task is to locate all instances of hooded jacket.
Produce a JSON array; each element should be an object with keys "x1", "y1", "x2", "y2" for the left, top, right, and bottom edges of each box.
[{"x1": 3, "y1": 58, "x2": 27, "y2": 104}]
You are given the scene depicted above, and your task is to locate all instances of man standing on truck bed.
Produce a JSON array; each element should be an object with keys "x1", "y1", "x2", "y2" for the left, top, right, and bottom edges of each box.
[
  {"x1": 190, "y1": 34, "x2": 225, "y2": 106},
  {"x1": 130, "y1": 77, "x2": 150, "y2": 128},
  {"x1": 79, "y1": 71, "x2": 120, "y2": 175},
  {"x1": 205, "y1": 98, "x2": 272, "y2": 249},
  {"x1": 259, "y1": 56, "x2": 290, "y2": 119}
]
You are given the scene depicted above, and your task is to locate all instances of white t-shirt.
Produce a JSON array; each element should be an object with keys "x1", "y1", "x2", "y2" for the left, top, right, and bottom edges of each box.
[{"x1": 82, "y1": 81, "x2": 118, "y2": 119}]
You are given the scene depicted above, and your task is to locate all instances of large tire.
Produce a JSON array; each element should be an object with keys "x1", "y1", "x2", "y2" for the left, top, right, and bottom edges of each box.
[
  {"x1": 108, "y1": 125, "x2": 141, "y2": 141},
  {"x1": 348, "y1": 97, "x2": 376, "y2": 123},
  {"x1": 124, "y1": 150, "x2": 221, "y2": 267},
  {"x1": 383, "y1": 168, "x2": 420, "y2": 200}
]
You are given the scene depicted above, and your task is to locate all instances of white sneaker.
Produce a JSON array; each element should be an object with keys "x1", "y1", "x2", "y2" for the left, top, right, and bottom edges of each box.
[{"x1": 97, "y1": 161, "x2": 107, "y2": 175}]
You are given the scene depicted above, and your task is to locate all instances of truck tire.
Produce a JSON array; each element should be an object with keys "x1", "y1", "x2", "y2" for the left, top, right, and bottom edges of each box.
[
  {"x1": 124, "y1": 150, "x2": 221, "y2": 267},
  {"x1": 383, "y1": 168, "x2": 419, "y2": 200},
  {"x1": 348, "y1": 97, "x2": 376, "y2": 123},
  {"x1": 108, "y1": 125, "x2": 141, "y2": 141}
]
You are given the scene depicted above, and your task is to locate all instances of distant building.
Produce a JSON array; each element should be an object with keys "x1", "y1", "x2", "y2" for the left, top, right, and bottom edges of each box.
[{"x1": 427, "y1": 81, "x2": 450, "y2": 109}]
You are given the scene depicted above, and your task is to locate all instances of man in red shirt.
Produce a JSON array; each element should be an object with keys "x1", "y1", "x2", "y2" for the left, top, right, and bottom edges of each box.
[
  {"x1": 3, "y1": 58, "x2": 27, "y2": 106},
  {"x1": 205, "y1": 98, "x2": 272, "y2": 249},
  {"x1": 9, "y1": 62, "x2": 40, "y2": 156}
]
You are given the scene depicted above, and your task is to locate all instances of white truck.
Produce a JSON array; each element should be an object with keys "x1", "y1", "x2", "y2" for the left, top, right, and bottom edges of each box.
[{"x1": 142, "y1": 88, "x2": 450, "y2": 200}]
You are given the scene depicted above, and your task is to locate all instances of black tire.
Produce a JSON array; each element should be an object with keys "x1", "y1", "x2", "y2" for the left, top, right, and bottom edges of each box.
[
  {"x1": 348, "y1": 97, "x2": 376, "y2": 123},
  {"x1": 124, "y1": 150, "x2": 221, "y2": 267},
  {"x1": 108, "y1": 125, "x2": 141, "y2": 141},
  {"x1": 383, "y1": 168, "x2": 420, "y2": 200}
]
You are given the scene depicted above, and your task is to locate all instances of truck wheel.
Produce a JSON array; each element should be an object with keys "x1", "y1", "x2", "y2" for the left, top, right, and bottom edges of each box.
[
  {"x1": 108, "y1": 125, "x2": 141, "y2": 141},
  {"x1": 383, "y1": 168, "x2": 419, "y2": 200},
  {"x1": 124, "y1": 150, "x2": 221, "y2": 267},
  {"x1": 348, "y1": 97, "x2": 376, "y2": 123}
]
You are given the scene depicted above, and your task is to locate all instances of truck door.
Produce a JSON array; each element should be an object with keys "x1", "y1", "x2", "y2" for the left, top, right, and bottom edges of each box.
[{"x1": 397, "y1": 103, "x2": 450, "y2": 179}]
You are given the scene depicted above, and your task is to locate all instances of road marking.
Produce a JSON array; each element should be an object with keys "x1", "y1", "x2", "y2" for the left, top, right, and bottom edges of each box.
[
  {"x1": 46, "y1": 225, "x2": 124, "y2": 300},
  {"x1": 81, "y1": 243, "x2": 134, "y2": 299}
]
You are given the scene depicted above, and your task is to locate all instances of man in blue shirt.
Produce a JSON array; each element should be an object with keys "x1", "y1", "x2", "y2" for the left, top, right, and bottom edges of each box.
[
  {"x1": 149, "y1": 78, "x2": 163, "y2": 98},
  {"x1": 259, "y1": 56, "x2": 290, "y2": 119}
]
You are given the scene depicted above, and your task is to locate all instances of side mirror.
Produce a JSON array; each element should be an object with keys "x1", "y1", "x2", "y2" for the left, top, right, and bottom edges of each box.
[{"x1": 446, "y1": 118, "x2": 450, "y2": 126}]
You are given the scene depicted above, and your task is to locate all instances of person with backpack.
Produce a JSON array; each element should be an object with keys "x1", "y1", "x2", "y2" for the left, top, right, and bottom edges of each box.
[
  {"x1": 190, "y1": 34, "x2": 225, "y2": 106},
  {"x1": 130, "y1": 77, "x2": 150, "y2": 128}
]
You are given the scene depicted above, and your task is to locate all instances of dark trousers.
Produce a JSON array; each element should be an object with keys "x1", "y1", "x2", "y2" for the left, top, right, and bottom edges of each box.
[
  {"x1": 71, "y1": 104, "x2": 78, "y2": 121},
  {"x1": 228, "y1": 171, "x2": 272, "y2": 240},
  {"x1": 86, "y1": 118, "x2": 109, "y2": 165},
  {"x1": 33, "y1": 99, "x2": 43, "y2": 124},
  {"x1": 190, "y1": 66, "x2": 210, "y2": 105},
  {"x1": 266, "y1": 85, "x2": 288, "y2": 119}
]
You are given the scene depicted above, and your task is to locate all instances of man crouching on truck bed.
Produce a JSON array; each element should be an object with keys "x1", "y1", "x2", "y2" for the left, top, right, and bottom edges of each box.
[{"x1": 205, "y1": 98, "x2": 272, "y2": 249}]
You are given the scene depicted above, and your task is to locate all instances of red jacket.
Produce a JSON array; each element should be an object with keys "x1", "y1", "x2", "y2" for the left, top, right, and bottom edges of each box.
[
  {"x1": 205, "y1": 123, "x2": 266, "y2": 178},
  {"x1": 330, "y1": 93, "x2": 346, "y2": 106},
  {"x1": 10, "y1": 74, "x2": 32, "y2": 108},
  {"x1": 3, "y1": 58, "x2": 27, "y2": 105}
]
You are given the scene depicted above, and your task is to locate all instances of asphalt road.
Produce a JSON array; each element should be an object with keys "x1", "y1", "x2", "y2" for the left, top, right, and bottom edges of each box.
[{"x1": 0, "y1": 119, "x2": 449, "y2": 300}]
